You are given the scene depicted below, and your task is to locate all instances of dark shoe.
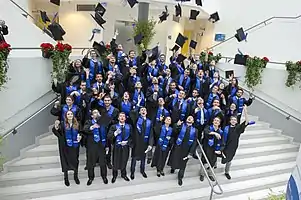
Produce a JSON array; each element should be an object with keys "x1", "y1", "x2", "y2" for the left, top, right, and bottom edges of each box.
[
  {"x1": 87, "y1": 179, "x2": 93, "y2": 186},
  {"x1": 157, "y1": 172, "x2": 161, "y2": 177},
  {"x1": 74, "y1": 175, "x2": 80, "y2": 185},
  {"x1": 200, "y1": 175, "x2": 204, "y2": 182},
  {"x1": 147, "y1": 159, "x2": 152, "y2": 164},
  {"x1": 160, "y1": 171, "x2": 165, "y2": 176},
  {"x1": 225, "y1": 173, "x2": 231, "y2": 180},
  {"x1": 107, "y1": 163, "x2": 112, "y2": 169},
  {"x1": 84, "y1": 166, "x2": 87, "y2": 170},
  {"x1": 209, "y1": 176, "x2": 215, "y2": 181},
  {"x1": 102, "y1": 177, "x2": 108, "y2": 184},
  {"x1": 64, "y1": 178, "x2": 70, "y2": 187},
  {"x1": 122, "y1": 176, "x2": 130, "y2": 181},
  {"x1": 130, "y1": 173, "x2": 135, "y2": 180},
  {"x1": 141, "y1": 171, "x2": 147, "y2": 178},
  {"x1": 192, "y1": 154, "x2": 198, "y2": 159},
  {"x1": 178, "y1": 179, "x2": 183, "y2": 186},
  {"x1": 111, "y1": 177, "x2": 117, "y2": 183},
  {"x1": 170, "y1": 169, "x2": 175, "y2": 174}
]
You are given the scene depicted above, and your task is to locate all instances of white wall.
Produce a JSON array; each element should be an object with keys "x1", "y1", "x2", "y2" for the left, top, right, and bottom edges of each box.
[
  {"x1": 0, "y1": 0, "x2": 54, "y2": 57},
  {"x1": 212, "y1": 0, "x2": 301, "y2": 63}
]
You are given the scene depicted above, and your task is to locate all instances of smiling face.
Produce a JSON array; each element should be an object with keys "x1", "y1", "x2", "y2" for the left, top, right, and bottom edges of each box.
[
  {"x1": 123, "y1": 92, "x2": 130, "y2": 100},
  {"x1": 213, "y1": 117, "x2": 221, "y2": 127},
  {"x1": 104, "y1": 97, "x2": 112, "y2": 107},
  {"x1": 139, "y1": 107, "x2": 147, "y2": 117},
  {"x1": 66, "y1": 96, "x2": 74, "y2": 106},
  {"x1": 118, "y1": 113, "x2": 126, "y2": 123},
  {"x1": 66, "y1": 110, "x2": 74, "y2": 121},
  {"x1": 230, "y1": 116, "x2": 238, "y2": 126},
  {"x1": 165, "y1": 116, "x2": 171, "y2": 125},
  {"x1": 186, "y1": 116, "x2": 194, "y2": 125},
  {"x1": 92, "y1": 109, "x2": 100, "y2": 119}
]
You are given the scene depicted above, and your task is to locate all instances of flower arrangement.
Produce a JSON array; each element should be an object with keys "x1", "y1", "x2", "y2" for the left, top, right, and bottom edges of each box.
[
  {"x1": 40, "y1": 43, "x2": 54, "y2": 59},
  {"x1": 244, "y1": 56, "x2": 269, "y2": 89},
  {"x1": 0, "y1": 41, "x2": 11, "y2": 90},
  {"x1": 43, "y1": 42, "x2": 73, "y2": 83},
  {"x1": 285, "y1": 60, "x2": 301, "y2": 87},
  {"x1": 199, "y1": 51, "x2": 222, "y2": 64}
]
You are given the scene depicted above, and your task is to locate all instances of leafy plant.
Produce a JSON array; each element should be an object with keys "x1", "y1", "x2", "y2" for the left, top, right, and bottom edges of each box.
[
  {"x1": 285, "y1": 60, "x2": 301, "y2": 87},
  {"x1": 248, "y1": 189, "x2": 286, "y2": 200},
  {"x1": 40, "y1": 43, "x2": 54, "y2": 59},
  {"x1": 132, "y1": 19, "x2": 156, "y2": 54},
  {"x1": 199, "y1": 51, "x2": 222, "y2": 65},
  {"x1": 245, "y1": 56, "x2": 269, "y2": 89},
  {"x1": 0, "y1": 41, "x2": 11, "y2": 90}
]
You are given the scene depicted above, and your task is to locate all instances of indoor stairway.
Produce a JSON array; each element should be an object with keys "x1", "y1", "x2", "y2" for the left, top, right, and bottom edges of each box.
[{"x1": 0, "y1": 115, "x2": 299, "y2": 200}]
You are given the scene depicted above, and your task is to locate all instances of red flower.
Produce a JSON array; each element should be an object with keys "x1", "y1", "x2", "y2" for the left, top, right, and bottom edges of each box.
[
  {"x1": 55, "y1": 42, "x2": 65, "y2": 52},
  {"x1": 0, "y1": 41, "x2": 12, "y2": 52},
  {"x1": 262, "y1": 57, "x2": 269, "y2": 62},
  {"x1": 105, "y1": 44, "x2": 110, "y2": 49},
  {"x1": 208, "y1": 51, "x2": 213, "y2": 55},
  {"x1": 40, "y1": 43, "x2": 54, "y2": 51},
  {"x1": 63, "y1": 44, "x2": 72, "y2": 51},
  {"x1": 297, "y1": 61, "x2": 301, "y2": 65}
]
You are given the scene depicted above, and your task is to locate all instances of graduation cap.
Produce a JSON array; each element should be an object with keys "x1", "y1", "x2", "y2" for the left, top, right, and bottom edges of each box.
[
  {"x1": 175, "y1": 33, "x2": 188, "y2": 48},
  {"x1": 47, "y1": 22, "x2": 66, "y2": 41},
  {"x1": 50, "y1": 0, "x2": 60, "y2": 6},
  {"x1": 235, "y1": 27, "x2": 247, "y2": 42},
  {"x1": 190, "y1": 10, "x2": 200, "y2": 20},
  {"x1": 159, "y1": 6, "x2": 169, "y2": 23},
  {"x1": 176, "y1": 54, "x2": 187, "y2": 64},
  {"x1": 95, "y1": 3, "x2": 106, "y2": 16},
  {"x1": 209, "y1": 12, "x2": 220, "y2": 23},
  {"x1": 91, "y1": 12, "x2": 106, "y2": 29},
  {"x1": 40, "y1": 11, "x2": 51, "y2": 24},
  {"x1": 127, "y1": 0, "x2": 139, "y2": 8},
  {"x1": 175, "y1": 3, "x2": 182, "y2": 17},
  {"x1": 134, "y1": 33, "x2": 144, "y2": 45},
  {"x1": 225, "y1": 70, "x2": 234, "y2": 79},
  {"x1": 170, "y1": 45, "x2": 180, "y2": 52},
  {"x1": 148, "y1": 46, "x2": 160, "y2": 62},
  {"x1": 93, "y1": 41, "x2": 106, "y2": 56},
  {"x1": 196, "y1": 0, "x2": 202, "y2": 6},
  {"x1": 189, "y1": 40, "x2": 197, "y2": 49},
  {"x1": 97, "y1": 112, "x2": 112, "y2": 127}
]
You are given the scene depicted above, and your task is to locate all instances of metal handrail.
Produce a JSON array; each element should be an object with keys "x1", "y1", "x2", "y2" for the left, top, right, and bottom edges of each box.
[
  {"x1": 9, "y1": 0, "x2": 36, "y2": 20},
  {"x1": 1, "y1": 96, "x2": 58, "y2": 140},
  {"x1": 221, "y1": 56, "x2": 286, "y2": 65},
  {"x1": 195, "y1": 139, "x2": 223, "y2": 199},
  {"x1": 220, "y1": 76, "x2": 301, "y2": 124},
  {"x1": 208, "y1": 15, "x2": 301, "y2": 50}
]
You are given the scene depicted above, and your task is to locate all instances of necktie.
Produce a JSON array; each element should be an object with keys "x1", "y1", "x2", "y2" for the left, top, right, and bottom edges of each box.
[
  {"x1": 200, "y1": 109, "x2": 205, "y2": 125},
  {"x1": 121, "y1": 125, "x2": 125, "y2": 140},
  {"x1": 178, "y1": 100, "x2": 182, "y2": 110}
]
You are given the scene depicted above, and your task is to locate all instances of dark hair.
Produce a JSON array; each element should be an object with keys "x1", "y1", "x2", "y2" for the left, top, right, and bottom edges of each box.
[{"x1": 128, "y1": 50, "x2": 135, "y2": 55}]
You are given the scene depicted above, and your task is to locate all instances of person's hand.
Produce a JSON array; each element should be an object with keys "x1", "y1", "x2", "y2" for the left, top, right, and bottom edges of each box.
[
  {"x1": 215, "y1": 133, "x2": 221, "y2": 140},
  {"x1": 0, "y1": 20, "x2": 5, "y2": 26},
  {"x1": 77, "y1": 134, "x2": 82, "y2": 142},
  {"x1": 177, "y1": 120, "x2": 183, "y2": 126},
  {"x1": 215, "y1": 151, "x2": 221, "y2": 155},
  {"x1": 105, "y1": 147, "x2": 109, "y2": 154},
  {"x1": 144, "y1": 146, "x2": 152, "y2": 153},
  {"x1": 54, "y1": 101, "x2": 60, "y2": 108},
  {"x1": 121, "y1": 141, "x2": 128, "y2": 146},
  {"x1": 84, "y1": 68, "x2": 90, "y2": 74},
  {"x1": 178, "y1": 85, "x2": 184, "y2": 91},
  {"x1": 159, "y1": 115, "x2": 164, "y2": 121},
  {"x1": 220, "y1": 94, "x2": 225, "y2": 99},
  {"x1": 114, "y1": 128, "x2": 121, "y2": 136},
  {"x1": 54, "y1": 120, "x2": 60, "y2": 130}
]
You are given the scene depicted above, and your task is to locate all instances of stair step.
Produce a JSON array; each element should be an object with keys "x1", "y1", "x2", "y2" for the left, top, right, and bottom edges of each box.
[
  {"x1": 214, "y1": 185, "x2": 286, "y2": 200},
  {"x1": 0, "y1": 163, "x2": 293, "y2": 200}
]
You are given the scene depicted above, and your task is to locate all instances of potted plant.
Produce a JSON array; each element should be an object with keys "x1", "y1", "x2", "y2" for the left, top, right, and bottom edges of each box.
[
  {"x1": 285, "y1": 60, "x2": 301, "y2": 87},
  {"x1": 40, "y1": 43, "x2": 54, "y2": 59},
  {"x1": 244, "y1": 56, "x2": 269, "y2": 89},
  {"x1": 199, "y1": 51, "x2": 222, "y2": 65},
  {"x1": 51, "y1": 42, "x2": 72, "y2": 83},
  {"x1": 0, "y1": 41, "x2": 11, "y2": 90},
  {"x1": 132, "y1": 18, "x2": 156, "y2": 54}
]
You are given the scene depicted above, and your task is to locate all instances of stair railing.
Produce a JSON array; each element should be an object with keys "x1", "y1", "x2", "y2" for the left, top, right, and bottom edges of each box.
[
  {"x1": 195, "y1": 139, "x2": 223, "y2": 200},
  {"x1": 207, "y1": 15, "x2": 301, "y2": 51}
]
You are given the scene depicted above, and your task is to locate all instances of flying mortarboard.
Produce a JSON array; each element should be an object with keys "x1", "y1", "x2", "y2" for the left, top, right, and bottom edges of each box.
[
  {"x1": 175, "y1": 3, "x2": 182, "y2": 17},
  {"x1": 209, "y1": 12, "x2": 220, "y2": 23},
  {"x1": 175, "y1": 33, "x2": 188, "y2": 48},
  {"x1": 50, "y1": 0, "x2": 60, "y2": 6},
  {"x1": 195, "y1": 0, "x2": 202, "y2": 6},
  {"x1": 47, "y1": 22, "x2": 66, "y2": 41},
  {"x1": 190, "y1": 10, "x2": 200, "y2": 20},
  {"x1": 95, "y1": 3, "x2": 106, "y2": 16},
  {"x1": 159, "y1": 6, "x2": 169, "y2": 23},
  {"x1": 93, "y1": 41, "x2": 106, "y2": 56},
  {"x1": 189, "y1": 40, "x2": 197, "y2": 49},
  {"x1": 40, "y1": 11, "x2": 51, "y2": 24},
  {"x1": 235, "y1": 27, "x2": 247, "y2": 42},
  {"x1": 97, "y1": 112, "x2": 112, "y2": 127},
  {"x1": 148, "y1": 45, "x2": 160, "y2": 62},
  {"x1": 225, "y1": 70, "x2": 234, "y2": 79},
  {"x1": 127, "y1": 0, "x2": 139, "y2": 8},
  {"x1": 134, "y1": 33, "x2": 144, "y2": 45},
  {"x1": 176, "y1": 54, "x2": 187, "y2": 64},
  {"x1": 170, "y1": 45, "x2": 180, "y2": 52},
  {"x1": 91, "y1": 12, "x2": 106, "y2": 29}
]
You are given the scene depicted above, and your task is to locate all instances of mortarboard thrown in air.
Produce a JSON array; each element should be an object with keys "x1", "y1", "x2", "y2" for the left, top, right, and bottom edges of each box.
[
  {"x1": 159, "y1": 5, "x2": 169, "y2": 23},
  {"x1": 50, "y1": 0, "x2": 60, "y2": 6},
  {"x1": 176, "y1": 54, "x2": 187, "y2": 64},
  {"x1": 225, "y1": 70, "x2": 234, "y2": 79},
  {"x1": 127, "y1": 0, "x2": 139, "y2": 8},
  {"x1": 93, "y1": 41, "x2": 106, "y2": 56},
  {"x1": 134, "y1": 33, "x2": 144, "y2": 45},
  {"x1": 40, "y1": 11, "x2": 51, "y2": 24},
  {"x1": 170, "y1": 44, "x2": 180, "y2": 52},
  {"x1": 175, "y1": 3, "x2": 182, "y2": 17},
  {"x1": 148, "y1": 45, "x2": 160, "y2": 63},
  {"x1": 91, "y1": 11, "x2": 106, "y2": 29},
  {"x1": 189, "y1": 40, "x2": 197, "y2": 49},
  {"x1": 47, "y1": 22, "x2": 66, "y2": 41},
  {"x1": 235, "y1": 27, "x2": 248, "y2": 42},
  {"x1": 190, "y1": 9, "x2": 200, "y2": 20},
  {"x1": 175, "y1": 33, "x2": 188, "y2": 48},
  {"x1": 209, "y1": 12, "x2": 220, "y2": 23},
  {"x1": 89, "y1": 28, "x2": 102, "y2": 42},
  {"x1": 195, "y1": 0, "x2": 202, "y2": 6},
  {"x1": 95, "y1": 3, "x2": 106, "y2": 16}
]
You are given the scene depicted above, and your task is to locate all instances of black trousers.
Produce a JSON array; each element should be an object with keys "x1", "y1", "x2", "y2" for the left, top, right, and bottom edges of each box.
[
  {"x1": 88, "y1": 165, "x2": 107, "y2": 180},
  {"x1": 237, "y1": 114, "x2": 242, "y2": 124},
  {"x1": 113, "y1": 168, "x2": 127, "y2": 178},
  {"x1": 131, "y1": 156, "x2": 146, "y2": 174},
  {"x1": 106, "y1": 142, "x2": 112, "y2": 164}
]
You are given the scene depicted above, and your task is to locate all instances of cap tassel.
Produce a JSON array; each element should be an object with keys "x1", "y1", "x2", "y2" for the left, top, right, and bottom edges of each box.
[{"x1": 89, "y1": 28, "x2": 101, "y2": 42}]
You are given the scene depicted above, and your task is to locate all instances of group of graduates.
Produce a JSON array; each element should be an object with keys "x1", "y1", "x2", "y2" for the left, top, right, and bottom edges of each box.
[{"x1": 50, "y1": 36, "x2": 254, "y2": 187}]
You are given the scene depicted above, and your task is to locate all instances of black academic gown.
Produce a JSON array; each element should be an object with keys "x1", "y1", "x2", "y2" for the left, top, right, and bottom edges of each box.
[
  {"x1": 221, "y1": 122, "x2": 248, "y2": 164},
  {"x1": 167, "y1": 124, "x2": 198, "y2": 170},
  {"x1": 202, "y1": 126, "x2": 222, "y2": 167},
  {"x1": 83, "y1": 120, "x2": 107, "y2": 168},
  {"x1": 0, "y1": 25, "x2": 8, "y2": 43},
  {"x1": 108, "y1": 124, "x2": 132, "y2": 170},
  {"x1": 151, "y1": 125, "x2": 174, "y2": 171},
  {"x1": 52, "y1": 124, "x2": 80, "y2": 172}
]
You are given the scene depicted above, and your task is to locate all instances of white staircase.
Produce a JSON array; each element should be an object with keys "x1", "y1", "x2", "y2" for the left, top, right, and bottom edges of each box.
[{"x1": 0, "y1": 115, "x2": 299, "y2": 200}]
